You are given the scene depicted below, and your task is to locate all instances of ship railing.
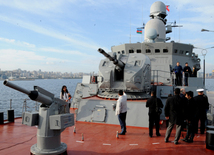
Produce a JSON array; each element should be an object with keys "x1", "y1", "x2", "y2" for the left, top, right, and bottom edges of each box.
[
  {"x1": 151, "y1": 70, "x2": 173, "y2": 86},
  {"x1": 0, "y1": 98, "x2": 40, "y2": 120}
]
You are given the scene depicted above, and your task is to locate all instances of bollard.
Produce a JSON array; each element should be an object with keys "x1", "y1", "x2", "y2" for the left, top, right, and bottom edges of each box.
[
  {"x1": 81, "y1": 133, "x2": 84, "y2": 141},
  {"x1": 116, "y1": 131, "x2": 119, "y2": 139},
  {"x1": 73, "y1": 126, "x2": 76, "y2": 133},
  {"x1": 7, "y1": 109, "x2": 14, "y2": 122},
  {"x1": 0, "y1": 112, "x2": 4, "y2": 124}
]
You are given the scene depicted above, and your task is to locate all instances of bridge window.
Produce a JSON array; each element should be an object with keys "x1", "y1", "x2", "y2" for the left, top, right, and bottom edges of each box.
[
  {"x1": 155, "y1": 49, "x2": 160, "y2": 53},
  {"x1": 122, "y1": 50, "x2": 125, "y2": 54},
  {"x1": 137, "y1": 49, "x2": 141, "y2": 53},
  {"x1": 163, "y1": 49, "x2": 168, "y2": 53},
  {"x1": 118, "y1": 51, "x2": 120, "y2": 54},
  {"x1": 174, "y1": 49, "x2": 178, "y2": 53},
  {"x1": 146, "y1": 49, "x2": 151, "y2": 53},
  {"x1": 129, "y1": 49, "x2": 134, "y2": 53},
  {"x1": 180, "y1": 50, "x2": 184, "y2": 54},
  {"x1": 185, "y1": 51, "x2": 189, "y2": 55}
]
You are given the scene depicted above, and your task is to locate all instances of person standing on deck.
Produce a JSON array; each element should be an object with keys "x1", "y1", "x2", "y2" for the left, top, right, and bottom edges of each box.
[
  {"x1": 174, "y1": 62, "x2": 183, "y2": 86},
  {"x1": 115, "y1": 90, "x2": 127, "y2": 135},
  {"x1": 183, "y1": 62, "x2": 192, "y2": 86},
  {"x1": 191, "y1": 66, "x2": 197, "y2": 77},
  {"x1": 146, "y1": 91, "x2": 163, "y2": 137},
  {"x1": 194, "y1": 89, "x2": 209, "y2": 134},
  {"x1": 60, "y1": 85, "x2": 72, "y2": 108},
  {"x1": 164, "y1": 88, "x2": 185, "y2": 144},
  {"x1": 181, "y1": 91, "x2": 196, "y2": 143}
]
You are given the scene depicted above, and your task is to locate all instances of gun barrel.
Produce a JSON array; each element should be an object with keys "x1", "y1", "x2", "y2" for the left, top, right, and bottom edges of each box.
[
  {"x1": 4, "y1": 80, "x2": 31, "y2": 95},
  {"x1": 4, "y1": 80, "x2": 53, "y2": 105},
  {"x1": 98, "y1": 48, "x2": 115, "y2": 61},
  {"x1": 98, "y1": 48, "x2": 125, "y2": 70}
]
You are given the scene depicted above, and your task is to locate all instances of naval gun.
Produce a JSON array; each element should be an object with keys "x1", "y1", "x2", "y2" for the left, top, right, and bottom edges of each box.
[
  {"x1": 3, "y1": 80, "x2": 74, "y2": 155},
  {"x1": 97, "y1": 48, "x2": 151, "y2": 99},
  {"x1": 98, "y1": 48, "x2": 125, "y2": 72}
]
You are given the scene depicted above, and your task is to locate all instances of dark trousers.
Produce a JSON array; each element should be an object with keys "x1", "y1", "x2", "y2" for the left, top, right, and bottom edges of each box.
[
  {"x1": 196, "y1": 116, "x2": 206, "y2": 133},
  {"x1": 149, "y1": 113, "x2": 160, "y2": 136},
  {"x1": 184, "y1": 76, "x2": 188, "y2": 86},
  {"x1": 185, "y1": 121, "x2": 195, "y2": 140},
  {"x1": 176, "y1": 73, "x2": 182, "y2": 86},
  {"x1": 118, "y1": 112, "x2": 127, "y2": 134}
]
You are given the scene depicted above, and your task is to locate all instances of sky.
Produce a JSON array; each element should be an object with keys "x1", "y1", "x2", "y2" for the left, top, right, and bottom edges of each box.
[{"x1": 0, "y1": 0, "x2": 214, "y2": 73}]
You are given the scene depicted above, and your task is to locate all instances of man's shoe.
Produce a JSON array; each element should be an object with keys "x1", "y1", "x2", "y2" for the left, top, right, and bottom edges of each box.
[
  {"x1": 174, "y1": 141, "x2": 178, "y2": 145},
  {"x1": 181, "y1": 138, "x2": 188, "y2": 142},
  {"x1": 165, "y1": 139, "x2": 169, "y2": 143},
  {"x1": 187, "y1": 139, "x2": 193, "y2": 143},
  {"x1": 149, "y1": 135, "x2": 152, "y2": 138},
  {"x1": 156, "y1": 133, "x2": 161, "y2": 136},
  {"x1": 119, "y1": 133, "x2": 125, "y2": 135}
]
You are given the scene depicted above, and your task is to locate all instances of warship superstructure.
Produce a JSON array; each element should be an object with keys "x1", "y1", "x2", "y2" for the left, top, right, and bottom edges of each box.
[
  {"x1": 72, "y1": 1, "x2": 212, "y2": 128},
  {"x1": 1, "y1": 1, "x2": 214, "y2": 154}
]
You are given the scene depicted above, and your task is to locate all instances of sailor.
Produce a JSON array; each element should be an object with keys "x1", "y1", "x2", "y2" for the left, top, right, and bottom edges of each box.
[
  {"x1": 115, "y1": 90, "x2": 127, "y2": 135},
  {"x1": 182, "y1": 91, "x2": 196, "y2": 143},
  {"x1": 164, "y1": 88, "x2": 185, "y2": 144},
  {"x1": 194, "y1": 89, "x2": 209, "y2": 134},
  {"x1": 146, "y1": 91, "x2": 163, "y2": 137},
  {"x1": 183, "y1": 62, "x2": 192, "y2": 86},
  {"x1": 174, "y1": 62, "x2": 183, "y2": 86}
]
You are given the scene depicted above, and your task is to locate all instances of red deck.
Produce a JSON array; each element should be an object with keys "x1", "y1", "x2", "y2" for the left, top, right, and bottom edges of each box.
[{"x1": 0, "y1": 110, "x2": 213, "y2": 155}]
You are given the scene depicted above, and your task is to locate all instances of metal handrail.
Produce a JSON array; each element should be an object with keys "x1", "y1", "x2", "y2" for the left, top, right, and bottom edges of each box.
[{"x1": 151, "y1": 70, "x2": 172, "y2": 86}]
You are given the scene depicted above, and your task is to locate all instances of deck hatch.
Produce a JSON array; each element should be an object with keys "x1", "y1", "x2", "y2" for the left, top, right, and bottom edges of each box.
[{"x1": 92, "y1": 108, "x2": 106, "y2": 122}]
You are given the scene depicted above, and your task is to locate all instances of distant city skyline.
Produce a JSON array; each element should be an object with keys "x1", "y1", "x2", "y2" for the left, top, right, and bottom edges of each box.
[
  {"x1": 0, "y1": 68, "x2": 97, "y2": 80},
  {"x1": 0, "y1": 0, "x2": 214, "y2": 73}
]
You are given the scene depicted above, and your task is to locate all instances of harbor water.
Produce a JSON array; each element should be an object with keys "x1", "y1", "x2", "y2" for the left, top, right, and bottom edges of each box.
[
  {"x1": 0, "y1": 78, "x2": 214, "y2": 120},
  {"x1": 0, "y1": 79, "x2": 81, "y2": 120}
]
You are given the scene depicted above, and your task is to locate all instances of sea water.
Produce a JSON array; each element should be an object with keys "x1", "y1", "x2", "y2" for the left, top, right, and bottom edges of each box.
[{"x1": 0, "y1": 79, "x2": 81, "y2": 120}]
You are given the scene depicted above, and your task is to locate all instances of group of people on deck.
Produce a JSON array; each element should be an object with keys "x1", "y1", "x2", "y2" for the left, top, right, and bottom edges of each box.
[
  {"x1": 173, "y1": 62, "x2": 197, "y2": 86},
  {"x1": 146, "y1": 88, "x2": 209, "y2": 144},
  {"x1": 61, "y1": 84, "x2": 209, "y2": 145}
]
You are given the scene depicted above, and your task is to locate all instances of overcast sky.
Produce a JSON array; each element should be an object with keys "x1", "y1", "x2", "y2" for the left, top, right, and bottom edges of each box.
[{"x1": 0, "y1": 0, "x2": 214, "y2": 73}]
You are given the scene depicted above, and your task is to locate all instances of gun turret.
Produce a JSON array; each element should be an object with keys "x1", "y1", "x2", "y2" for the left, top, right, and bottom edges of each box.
[
  {"x1": 98, "y1": 48, "x2": 125, "y2": 71},
  {"x1": 3, "y1": 80, "x2": 74, "y2": 155},
  {"x1": 4, "y1": 80, "x2": 53, "y2": 105}
]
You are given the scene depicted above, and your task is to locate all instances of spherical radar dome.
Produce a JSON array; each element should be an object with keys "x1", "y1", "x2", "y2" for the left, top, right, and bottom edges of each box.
[
  {"x1": 145, "y1": 29, "x2": 157, "y2": 40},
  {"x1": 150, "y1": 1, "x2": 167, "y2": 17},
  {"x1": 144, "y1": 19, "x2": 166, "y2": 42}
]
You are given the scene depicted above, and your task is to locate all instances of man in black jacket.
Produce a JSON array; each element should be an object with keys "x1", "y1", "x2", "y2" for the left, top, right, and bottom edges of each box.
[
  {"x1": 182, "y1": 91, "x2": 196, "y2": 142},
  {"x1": 146, "y1": 91, "x2": 163, "y2": 137},
  {"x1": 164, "y1": 88, "x2": 185, "y2": 144},
  {"x1": 194, "y1": 89, "x2": 209, "y2": 134},
  {"x1": 183, "y1": 62, "x2": 192, "y2": 86}
]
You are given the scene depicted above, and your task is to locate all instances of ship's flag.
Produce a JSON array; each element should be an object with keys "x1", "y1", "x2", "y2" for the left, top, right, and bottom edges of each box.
[
  {"x1": 166, "y1": 5, "x2": 170, "y2": 12},
  {"x1": 137, "y1": 28, "x2": 142, "y2": 34}
]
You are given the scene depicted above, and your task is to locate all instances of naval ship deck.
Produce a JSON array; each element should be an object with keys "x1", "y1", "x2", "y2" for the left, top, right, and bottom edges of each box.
[{"x1": 0, "y1": 109, "x2": 213, "y2": 155}]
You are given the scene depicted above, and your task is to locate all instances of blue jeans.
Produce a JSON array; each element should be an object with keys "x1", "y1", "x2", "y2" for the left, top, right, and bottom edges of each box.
[{"x1": 118, "y1": 112, "x2": 127, "y2": 133}]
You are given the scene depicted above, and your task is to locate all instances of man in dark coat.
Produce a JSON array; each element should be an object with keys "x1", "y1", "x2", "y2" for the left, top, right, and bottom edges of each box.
[
  {"x1": 182, "y1": 91, "x2": 196, "y2": 142},
  {"x1": 146, "y1": 91, "x2": 163, "y2": 137},
  {"x1": 174, "y1": 62, "x2": 183, "y2": 86},
  {"x1": 183, "y1": 62, "x2": 192, "y2": 86},
  {"x1": 164, "y1": 88, "x2": 185, "y2": 144},
  {"x1": 194, "y1": 89, "x2": 209, "y2": 134}
]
